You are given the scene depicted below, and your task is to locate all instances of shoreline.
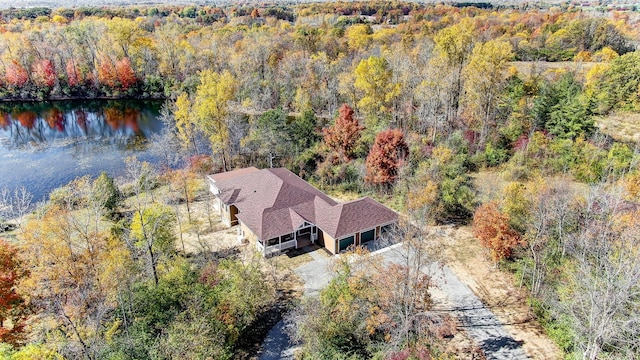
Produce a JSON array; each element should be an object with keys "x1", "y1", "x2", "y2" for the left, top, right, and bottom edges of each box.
[{"x1": 0, "y1": 95, "x2": 168, "y2": 103}]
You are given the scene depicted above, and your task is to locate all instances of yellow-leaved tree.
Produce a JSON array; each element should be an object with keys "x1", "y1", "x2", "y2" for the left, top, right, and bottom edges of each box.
[
  {"x1": 346, "y1": 24, "x2": 372, "y2": 51},
  {"x1": 433, "y1": 17, "x2": 475, "y2": 70},
  {"x1": 193, "y1": 70, "x2": 237, "y2": 171},
  {"x1": 174, "y1": 92, "x2": 198, "y2": 155},
  {"x1": 354, "y1": 56, "x2": 400, "y2": 126},
  {"x1": 432, "y1": 17, "x2": 476, "y2": 124},
  {"x1": 130, "y1": 203, "x2": 176, "y2": 286},
  {"x1": 18, "y1": 177, "x2": 131, "y2": 359},
  {"x1": 462, "y1": 39, "x2": 513, "y2": 147}
]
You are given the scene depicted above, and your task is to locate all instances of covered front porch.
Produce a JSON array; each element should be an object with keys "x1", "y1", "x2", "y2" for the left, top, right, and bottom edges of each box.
[{"x1": 256, "y1": 222, "x2": 318, "y2": 256}]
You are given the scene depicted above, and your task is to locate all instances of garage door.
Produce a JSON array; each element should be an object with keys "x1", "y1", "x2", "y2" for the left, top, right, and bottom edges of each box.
[
  {"x1": 360, "y1": 229, "x2": 375, "y2": 243},
  {"x1": 338, "y1": 235, "x2": 355, "y2": 252}
]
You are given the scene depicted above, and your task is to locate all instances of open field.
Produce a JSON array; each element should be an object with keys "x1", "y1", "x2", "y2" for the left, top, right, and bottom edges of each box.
[
  {"x1": 596, "y1": 112, "x2": 640, "y2": 143},
  {"x1": 511, "y1": 61, "x2": 599, "y2": 82}
]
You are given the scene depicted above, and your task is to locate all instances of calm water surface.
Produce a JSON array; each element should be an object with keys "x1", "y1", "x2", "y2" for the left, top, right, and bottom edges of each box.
[{"x1": 0, "y1": 100, "x2": 165, "y2": 201}]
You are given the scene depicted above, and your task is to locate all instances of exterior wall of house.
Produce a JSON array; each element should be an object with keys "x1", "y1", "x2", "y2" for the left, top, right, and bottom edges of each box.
[
  {"x1": 321, "y1": 231, "x2": 337, "y2": 254},
  {"x1": 249, "y1": 220, "x2": 399, "y2": 256},
  {"x1": 209, "y1": 180, "x2": 218, "y2": 195},
  {"x1": 240, "y1": 221, "x2": 256, "y2": 243},
  {"x1": 221, "y1": 204, "x2": 231, "y2": 226},
  {"x1": 322, "y1": 230, "x2": 385, "y2": 254},
  {"x1": 328, "y1": 222, "x2": 397, "y2": 254}
]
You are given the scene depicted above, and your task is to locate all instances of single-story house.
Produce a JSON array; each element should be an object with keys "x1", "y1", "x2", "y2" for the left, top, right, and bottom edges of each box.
[{"x1": 208, "y1": 167, "x2": 398, "y2": 256}]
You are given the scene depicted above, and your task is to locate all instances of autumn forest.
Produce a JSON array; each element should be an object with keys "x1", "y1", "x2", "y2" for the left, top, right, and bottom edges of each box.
[{"x1": 1, "y1": 1, "x2": 640, "y2": 359}]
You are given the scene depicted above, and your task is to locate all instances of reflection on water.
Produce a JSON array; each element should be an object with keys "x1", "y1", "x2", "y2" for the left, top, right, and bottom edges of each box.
[
  {"x1": 0, "y1": 100, "x2": 165, "y2": 201},
  {"x1": 0, "y1": 100, "x2": 162, "y2": 151}
]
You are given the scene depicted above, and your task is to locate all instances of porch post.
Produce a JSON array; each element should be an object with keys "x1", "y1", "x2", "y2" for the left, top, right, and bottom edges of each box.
[
  {"x1": 279, "y1": 235, "x2": 282, "y2": 252},
  {"x1": 294, "y1": 230, "x2": 298, "y2": 249}
]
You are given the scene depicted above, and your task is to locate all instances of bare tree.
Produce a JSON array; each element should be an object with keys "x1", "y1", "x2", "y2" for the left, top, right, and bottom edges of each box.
[
  {"x1": 150, "y1": 102, "x2": 188, "y2": 170},
  {"x1": 555, "y1": 185, "x2": 640, "y2": 359},
  {"x1": 124, "y1": 156, "x2": 155, "y2": 212},
  {"x1": 0, "y1": 186, "x2": 33, "y2": 231},
  {"x1": 376, "y1": 206, "x2": 448, "y2": 349},
  {"x1": 524, "y1": 180, "x2": 579, "y2": 296}
]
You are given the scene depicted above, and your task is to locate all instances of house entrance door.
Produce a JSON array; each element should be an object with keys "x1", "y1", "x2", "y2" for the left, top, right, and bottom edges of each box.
[{"x1": 296, "y1": 225, "x2": 316, "y2": 248}]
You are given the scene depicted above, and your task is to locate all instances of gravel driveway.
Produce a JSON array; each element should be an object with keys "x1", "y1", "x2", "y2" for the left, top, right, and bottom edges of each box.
[
  {"x1": 258, "y1": 249, "x2": 332, "y2": 360},
  {"x1": 259, "y1": 244, "x2": 529, "y2": 360},
  {"x1": 380, "y1": 245, "x2": 529, "y2": 360}
]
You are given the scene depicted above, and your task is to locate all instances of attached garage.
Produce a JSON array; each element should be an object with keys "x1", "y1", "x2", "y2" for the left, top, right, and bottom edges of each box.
[
  {"x1": 360, "y1": 229, "x2": 375, "y2": 243},
  {"x1": 338, "y1": 235, "x2": 355, "y2": 252}
]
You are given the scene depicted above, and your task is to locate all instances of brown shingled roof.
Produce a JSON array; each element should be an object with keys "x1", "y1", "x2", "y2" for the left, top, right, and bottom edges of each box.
[
  {"x1": 208, "y1": 167, "x2": 259, "y2": 183},
  {"x1": 320, "y1": 197, "x2": 397, "y2": 239},
  {"x1": 210, "y1": 168, "x2": 397, "y2": 240}
]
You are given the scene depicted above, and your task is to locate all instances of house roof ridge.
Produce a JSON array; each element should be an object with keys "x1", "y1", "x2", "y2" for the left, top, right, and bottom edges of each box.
[
  {"x1": 208, "y1": 166, "x2": 260, "y2": 184},
  {"x1": 340, "y1": 196, "x2": 375, "y2": 204},
  {"x1": 332, "y1": 203, "x2": 346, "y2": 237},
  {"x1": 257, "y1": 172, "x2": 285, "y2": 237},
  {"x1": 211, "y1": 167, "x2": 397, "y2": 242},
  {"x1": 288, "y1": 208, "x2": 309, "y2": 229}
]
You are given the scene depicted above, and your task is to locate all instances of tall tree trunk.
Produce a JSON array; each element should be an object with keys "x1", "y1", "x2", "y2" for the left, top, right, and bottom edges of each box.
[{"x1": 148, "y1": 244, "x2": 159, "y2": 286}]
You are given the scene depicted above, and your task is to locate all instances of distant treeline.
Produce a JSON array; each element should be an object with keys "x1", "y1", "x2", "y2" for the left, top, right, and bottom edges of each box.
[{"x1": 0, "y1": 1, "x2": 637, "y2": 102}]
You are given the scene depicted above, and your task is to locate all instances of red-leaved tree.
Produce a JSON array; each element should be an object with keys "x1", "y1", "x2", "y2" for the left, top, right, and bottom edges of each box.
[
  {"x1": 5, "y1": 61, "x2": 28, "y2": 88},
  {"x1": 65, "y1": 59, "x2": 83, "y2": 87},
  {"x1": 31, "y1": 59, "x2": 56, "y2": 88},
  {"x1": 189, "y1": 154, "x2": 215, "y2": 177},
  {"x1": 322, "y1": 104, "x2": 364, "y2": 161},
  {"x1": 0, "y1": 239, "x2": 28, "y2": 346},
  {"x1": 365, "y1": 128, "x2": 408, "y2": 187},
  {"x1": 473, "y1": 201, "x2": 523, "y2": 262}
]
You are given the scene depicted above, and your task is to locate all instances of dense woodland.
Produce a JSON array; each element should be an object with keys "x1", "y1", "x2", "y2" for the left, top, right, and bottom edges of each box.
[{"x1": 1, "y1": 1, "x2": 640, "y2": 359}]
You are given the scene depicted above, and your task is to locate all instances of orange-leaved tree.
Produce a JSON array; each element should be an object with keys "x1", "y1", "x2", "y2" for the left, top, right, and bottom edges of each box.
[
  {"x1": 322, "y1": 104, "x2": 363, "y2": 162},
  {"x1": 116, "y1": 57, "x2": 136, "y2": 90},
  {"x1": 365, "y1": 128, "x2": 408, "y2": 187},
  {"x1": 0, "y1": 239, "x2": 28, "y2": 346},
  {"x1": 98, "y1": 55, "x2": 118, "y2": 88},
  {"x1": 473, "y1": 201, "x2": 523, "y2": 262}
]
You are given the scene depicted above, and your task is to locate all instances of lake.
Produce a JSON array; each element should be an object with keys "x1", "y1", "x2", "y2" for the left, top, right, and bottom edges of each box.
[{"x1": 0, "y1": 99, "x2": 166, "y2": 201}]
